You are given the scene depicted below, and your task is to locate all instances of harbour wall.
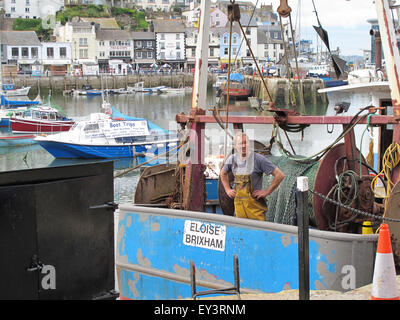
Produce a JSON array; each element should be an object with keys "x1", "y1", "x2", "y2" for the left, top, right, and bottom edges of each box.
[
  {"x1": 5, "y1": 73, "x2": 327, "y2": 107},
  {"x1": 5, "y1": 73, "x2": 200, "y2": 92},
  {"x1": 245, "y1": 76, "x2": 328, "y2": 108}
]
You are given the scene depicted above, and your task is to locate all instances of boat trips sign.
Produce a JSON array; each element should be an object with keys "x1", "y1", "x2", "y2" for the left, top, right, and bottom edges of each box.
[
  {"x1": 183, "y1": 220, "x2": 226, "y2": 252},
  {"x1": 103, "y1": 120, "x2": 149, "y2": 138}
]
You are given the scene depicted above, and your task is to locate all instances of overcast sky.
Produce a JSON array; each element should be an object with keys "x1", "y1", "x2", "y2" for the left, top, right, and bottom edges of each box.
[{"x1": 250, "y1": 0, "x2": 379, "y2": 56}]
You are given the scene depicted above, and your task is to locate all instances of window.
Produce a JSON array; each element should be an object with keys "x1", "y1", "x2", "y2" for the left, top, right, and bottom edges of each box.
[
  {"x1": 224, "y1": 48, "x2": 228, "y2": 55},
  {"x1": 79, "y1": 49, "x2": 88, "y2": 59},
  {"x1": 176, "y1": 34, "x2": 180, "y2": 40},
  {"x1": 223, "y1": 35, "x2": 228, "y2": 45},
  {"x1": 21, "y1": 47, "x2": 29, "y2": 57},
  {"x1": 25, "y1": 7, "x2": 30, "y2": 12},
  {"x1": 47, "y1": 47, "x2": 54, "y2": 58},
  {"x1": 177, "y1": 52, "x2": 181, "y2": 59},
  {"x1": 147, "y1": 52, "x2": 152, "y2": 58},
  {"x1": 232, "y1": 35, "x2": 238, "y2": 45},
  {"x1": 79, "y1": 38, "x2": 88, "y2": 46},
  {"x1": 160, "y1": 52, "x2": 165, "y2": 59},
  {"x1": 60, "y1": 47, "x2": 67, "y2": 58},
  {"x1": 26, "y1": 0, "x2": 30, "y2": 5},
  {"x1": 136, "y1": 52, "x2": 142, "y2": 58},
  {"x1": 210, "y1": 48, "x2": 214, "y2": 56},
  {"x1": 233, "y1": 48, "x2": 237, "y2": 55},
  {"x1": 176, "y1": 42, "x2": 180, "y2": 49},
  {"x1": 84, "y1": 123, "x2": 99, "y2": 132},
  {"x1": 160, "y1": 34, "x2": 165, "y2": 40},
  {"x1": 11, "y1": 47, "x2": 19, "y2": 58},
  {"x1": 31, "y1": 47, "x2": 38, "y2": 58},
  {"x1": 11, "y1": 7, "x2": 15, "y2": 12},
  {"x1": 100, "y1": 52, "x2": 105, "y2": 57},
  {"x1": 160, "y1": 42, "x2": 165, "y2": 49},
  {"x1": 147, "y1": 41, "x2": 152, "y2": 47},
  {"x1": 191, "y1": 48, "x2": 195, "y2": 57}
]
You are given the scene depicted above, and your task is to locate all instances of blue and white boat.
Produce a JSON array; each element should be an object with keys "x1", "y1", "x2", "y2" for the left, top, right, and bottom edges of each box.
[
  {"x1": 35, "y1": 102, "x2": 178, "y2": 159},
  {"x1": 0, "y1": 94, "x2": 40, "y2": 127},
  {"x1": 127, "y1": 81, "x2": 166, "y2": 94},
  {"x1": 1, "y1": 95, "x2": 39, "y2": 107},
  {"x1": 1, "y1": 84, "x2": 31, "y2": 97}
]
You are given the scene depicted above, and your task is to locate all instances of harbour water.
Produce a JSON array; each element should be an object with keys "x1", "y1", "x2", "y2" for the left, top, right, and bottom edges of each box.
[{"x1": 0, "y1": 87, "x2": 375, "y2": 205}]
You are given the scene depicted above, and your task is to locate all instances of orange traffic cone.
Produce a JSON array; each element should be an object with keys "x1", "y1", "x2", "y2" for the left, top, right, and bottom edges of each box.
[{"x1": 371, "y1": 223, "x2": 399, "y2": 300}]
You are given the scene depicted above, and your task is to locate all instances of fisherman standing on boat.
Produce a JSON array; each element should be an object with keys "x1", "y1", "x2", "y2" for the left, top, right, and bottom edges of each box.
[{"x1": 220, "y1": 132, "x2": 285, "y2": 221}]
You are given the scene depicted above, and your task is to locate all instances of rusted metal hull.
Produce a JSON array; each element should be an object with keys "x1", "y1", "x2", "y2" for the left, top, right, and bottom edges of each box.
[{"x1": 116, "y1": 205, "x2": 377, "y2": 299}]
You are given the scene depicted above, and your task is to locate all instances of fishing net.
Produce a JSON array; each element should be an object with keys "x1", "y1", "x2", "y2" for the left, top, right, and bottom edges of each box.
[{"x1": 264, "y1": 155, "x2": 319, "y2": 226}]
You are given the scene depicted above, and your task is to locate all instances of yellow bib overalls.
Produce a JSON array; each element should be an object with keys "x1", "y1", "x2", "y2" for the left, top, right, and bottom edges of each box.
[{"x1": 234, "y1": 174, "x2": 268, "y2": 221}]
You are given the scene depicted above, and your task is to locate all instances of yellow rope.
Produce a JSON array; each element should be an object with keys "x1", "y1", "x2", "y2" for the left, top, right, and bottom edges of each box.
[{"x1": 371, "y1": 142, "x2": 400, "y2": 217}]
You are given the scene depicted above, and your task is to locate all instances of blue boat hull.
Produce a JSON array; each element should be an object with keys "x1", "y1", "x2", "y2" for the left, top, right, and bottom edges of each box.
[
  {"x1": 116, "y1": 205, "x2": 378, "y2": 300},
  {"x1": 0, "y1": 118, "x2": 10, "y2": 127},
  {"x1": 36, "y1": 140, "x2": 178, "y2": 159}
]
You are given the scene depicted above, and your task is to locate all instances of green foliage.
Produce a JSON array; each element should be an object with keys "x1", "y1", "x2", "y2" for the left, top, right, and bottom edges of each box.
[
  {"x1": 12, "y1": 18, "x2": 51, "y2": 41},
  {"x1": 13, "y1": 18, "x2": 42, "y2": 31},
  {"x1": 110, "y1": 7, "x2": 148, "y2": 31},
  {"x1": 56, "y1": 4, "x2": 109, "y2": 23},
  {"x1": 135, "y1": 11, "x2": 148, "y2": 30}
]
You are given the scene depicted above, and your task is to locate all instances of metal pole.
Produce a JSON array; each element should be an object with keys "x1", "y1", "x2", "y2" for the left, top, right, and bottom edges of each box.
[{"x1": 296, "y1": 176, "x2": 309, "y2": 300}]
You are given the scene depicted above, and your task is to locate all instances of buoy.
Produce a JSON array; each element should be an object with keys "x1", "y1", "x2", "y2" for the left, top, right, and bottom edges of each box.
[
  {"x1": 362, "y1": 221, "x2": 373, "y2": 234},
  {"x1": 371, "y1": 223, "x2": 399, "y2": 300}
]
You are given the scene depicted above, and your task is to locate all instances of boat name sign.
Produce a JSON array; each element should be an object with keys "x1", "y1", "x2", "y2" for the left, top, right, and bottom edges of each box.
[
  {"x1": 183, "y1": 220, "x2": 226, "y2": 252},
  {"x1": 103, "y1": 120, "x2": 149, "y2": 138}
]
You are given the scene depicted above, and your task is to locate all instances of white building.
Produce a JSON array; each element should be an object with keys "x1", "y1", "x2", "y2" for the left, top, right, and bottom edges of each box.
[
  {"x1": 257, "y1": 25, "x2": 284, "y2": 65},
  {"x1": 135, "y1": 0, "x2": 173, "y2": 12},
  {"x1": 4, "y1": 0, "x2": 63, "y2": 19},
  {"x1": 0, "y1": 30, "x2": 41, "y2": 74},
  {"x1": 240, "y1": 14, "x2": 259, "y2": 66},
  {"x1": 182, "y1": 5, "x2": 227, "y2": 28},
  {"x1": 153, "y1": 20, "x2": 186, "y2": 69},
  {"x1": 185, "y1": 27, "x2": 220, "y2": 69},
  {"x1": 54, "y1": 21, "x2": 97, "y2": 74},
  {"x1": 41, "y1": 42, "x2": 72, "y2": 75},
  {"x1": 96, "y1": 29, "x2": 133, "y2": 73}
]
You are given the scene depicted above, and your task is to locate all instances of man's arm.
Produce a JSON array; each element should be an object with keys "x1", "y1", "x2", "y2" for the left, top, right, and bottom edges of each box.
[
  {"x1": 252, "y1": 167, "x2": 285, "y2": 200},
  {"x1": 220, "y1": 167, "x2": 236, "y2": 199}
]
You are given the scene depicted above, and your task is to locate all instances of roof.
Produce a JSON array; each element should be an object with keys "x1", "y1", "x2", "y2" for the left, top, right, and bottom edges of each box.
[
  {"x1": 96, "y1": 29, "x2": 132, "y2": 41},
  {"x1": 80, "y1": 18, "x2": 120, "y2": 29},
  {"x1": 153, "y1": 20, "x2": 186, "y2": 33},
  {"x1": 131, "y1": 32, "x2": 155, "y2": 40},
  {"x1": 185, "y1": 25, "x2": 240, "y2": 36},
  {"x1": 69, "y1": 21, "x2": 93, "y2": 28},
  {"x1": 0, "y1": 31, "x2": 41, "y2": 46},
  {"x1": 240, "y1": 13, "x2": 258, "y2": 27},
  {"x1": 257, "y1": 29, "x2": 268, "y2": 44}
]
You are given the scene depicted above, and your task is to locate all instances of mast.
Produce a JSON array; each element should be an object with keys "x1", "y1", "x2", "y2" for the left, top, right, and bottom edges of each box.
[
  {"x1": 0, "y1": 31, "x2": 2, "y2": 88},
  {"x1": 181, "y1": 0, "x2": 211, "y2": 211},
  {"x1": 191, "y1": 0, "x2": 210, "y2": 110},
  {"x1": 375, "y1": 0, "x2": 400, "y2": 182}
]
